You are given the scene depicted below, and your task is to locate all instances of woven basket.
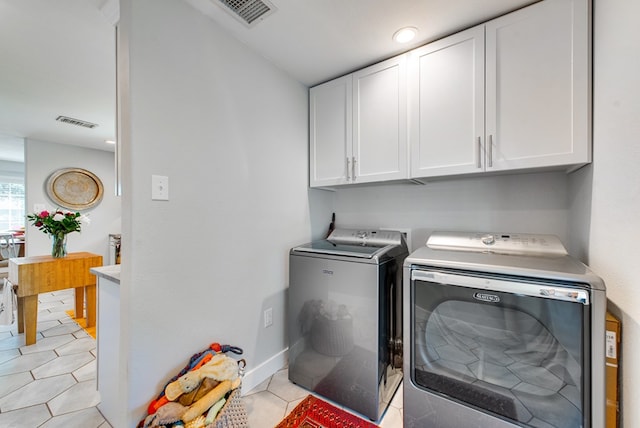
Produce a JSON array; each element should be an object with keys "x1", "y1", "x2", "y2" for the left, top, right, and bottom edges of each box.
[
  {"x1": 138, "y1": 344, "x2": 248, "y2": 428},
  {"x1": 207, "y1": 387, "x2": 248, "y2": 428}
]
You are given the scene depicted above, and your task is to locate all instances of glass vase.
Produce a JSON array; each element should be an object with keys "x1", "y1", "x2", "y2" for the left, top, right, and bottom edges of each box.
[{"x1": 51, "y1": 233, "x2": 67, "y2": 258}]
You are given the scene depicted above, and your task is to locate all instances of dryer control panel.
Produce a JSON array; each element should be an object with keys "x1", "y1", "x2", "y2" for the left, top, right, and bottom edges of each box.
[{"x1": 426, "y1": 231, "x2": 568, "y2": 256}]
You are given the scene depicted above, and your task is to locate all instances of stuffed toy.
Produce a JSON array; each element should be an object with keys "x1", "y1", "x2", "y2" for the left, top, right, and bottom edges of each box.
[
  {"x1": 182, "y1": 378, "x2": 241, "y2": 422},
  {"x1": 143, "y1": 402, "x2": 187, "y2": 427},
  {"x1": 143, "y1": 378, "x2": 241, "y2": 427},
  {"x1": 178, "y1": 377, "x2": 219, "y2": 406},
  {"x1": 139, "y1": 343, "x2": 245, "y2": 428},
  {"x1": 165, "y1": 354, "x2": 239, "y2": 401}
]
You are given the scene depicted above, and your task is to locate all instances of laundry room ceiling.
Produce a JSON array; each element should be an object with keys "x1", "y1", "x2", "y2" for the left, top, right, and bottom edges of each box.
[
  {"x1": 0, "y1": 0, "x2": 537, "y2": 158},
  {"x1": 184, "y1": 0, "x2": 538, "y2": 86}
]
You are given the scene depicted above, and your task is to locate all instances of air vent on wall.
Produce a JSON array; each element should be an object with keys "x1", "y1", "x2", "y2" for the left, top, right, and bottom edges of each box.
[
  {"x1": 56, "y1": 115, "x2": 99, "y2": 129},
  {"x1": 216, "y1": 0, "x2": 276, "y2": 27}
]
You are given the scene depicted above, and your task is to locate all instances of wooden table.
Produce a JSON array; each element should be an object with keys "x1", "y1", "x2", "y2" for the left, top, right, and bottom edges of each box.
[{"x1": 8, "y1": 252, "x2": 103, "y2": 345}]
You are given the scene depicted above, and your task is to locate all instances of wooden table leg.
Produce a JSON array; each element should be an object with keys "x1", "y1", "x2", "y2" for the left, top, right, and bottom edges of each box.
[
  {"x1": 23, "y1": 295, "x2": 38, "y2": 346},
  {"x1": 86, "y1": 284, "x2": 96, "y2": 328},
  {"x1": 17, "y1": 295, "x2": 24, "y2": 334},
  {"x1": 75, "y1": 287, "x2": 85, "y2": 319}
]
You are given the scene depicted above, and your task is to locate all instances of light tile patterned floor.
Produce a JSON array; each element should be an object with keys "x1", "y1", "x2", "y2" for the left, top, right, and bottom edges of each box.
[
  {"x1": 0, "y1": 289, "x2": 107, "y2": 427},
  {"x1": 0, "y1": 288, "x2": 403, "y2": 427}
]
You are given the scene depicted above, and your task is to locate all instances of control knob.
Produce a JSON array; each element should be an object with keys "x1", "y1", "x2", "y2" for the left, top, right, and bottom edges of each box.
[{"x1": 481, "y1": 234, "x2": 496, "y2": 245}]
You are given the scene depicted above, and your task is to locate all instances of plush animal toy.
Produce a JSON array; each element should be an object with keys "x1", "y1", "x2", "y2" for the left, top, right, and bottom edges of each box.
[
  {"x1": 143, "y1": 378, "x2": 241, "y2": 427},
  {"x1": 178, "y1": 377, "x2": 220, "y2": 406},
  {"x1": 182, "y1": 378, "x2": 241, "y2": 422},
  {"x1": 143, "y1": 402, "x2": 187, "y2": 428},
  {"x1": 165, "y1": 354, "x2": 239, "y2": 401},
  {"x1": 138, "y1": 344, "x2": 245, "y2": 428}
]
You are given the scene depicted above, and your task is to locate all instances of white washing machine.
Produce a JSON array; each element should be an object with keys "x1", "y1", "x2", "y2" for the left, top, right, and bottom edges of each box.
[{"x1": 403, "y1": 231, "x2": 606, "y2": 428}]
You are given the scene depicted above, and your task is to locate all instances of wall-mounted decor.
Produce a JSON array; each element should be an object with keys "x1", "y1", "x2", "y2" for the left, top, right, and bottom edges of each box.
[{"x1": 46, "y1": 167, "x2": 104, "y2": 210}]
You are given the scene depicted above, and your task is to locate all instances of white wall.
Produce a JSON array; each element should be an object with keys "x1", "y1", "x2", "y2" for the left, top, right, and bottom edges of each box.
[
  {"x1": 25, "y1": 139, "x2": 121, "y2": 261},
  {"x1": 588, "y1": 0, "x2": 640, "y2": 426},
  {"x1": 113, "y1": 1, "x2": 640, "y2": 426},
  {"x1": 333, "y1": 171, "x2": 571, "y2": 252},
  {"x1": 118, "y1": 0, "x2": 331, "y2": 425}
]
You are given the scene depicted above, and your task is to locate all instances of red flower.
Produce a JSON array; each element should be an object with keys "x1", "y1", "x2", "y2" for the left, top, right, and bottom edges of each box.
[{"x1": 27, "y1": 208, "x2": 83, "y2": 237}]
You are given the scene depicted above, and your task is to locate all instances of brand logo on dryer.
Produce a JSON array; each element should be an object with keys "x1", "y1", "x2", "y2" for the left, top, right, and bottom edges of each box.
[
  {"x1": 322, "y1": 269, "x2": 334, "y2": 275},
  {"x1": 473, "y1": 292, "x2": 500, "y2": 303}
]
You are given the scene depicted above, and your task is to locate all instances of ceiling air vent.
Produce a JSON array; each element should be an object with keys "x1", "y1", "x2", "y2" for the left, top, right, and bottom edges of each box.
[
  {"x1": 216, "y1": 0, "x2": 276, "y2": 27},
  {"x1": 56, "y1": 115, "x2": 99, "y2": 129}
]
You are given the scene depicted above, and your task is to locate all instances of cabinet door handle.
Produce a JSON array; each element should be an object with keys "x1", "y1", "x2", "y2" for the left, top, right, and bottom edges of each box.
[
  {"x1": 488, "y1": 134, "x2": 493, "y2": 168},
  {"x1": 346, "y1": 157, "x2": 351, "y2": 180},
  {"x1": 477, "y1": 137, "x2": 482, "y2": 169},
  {"x1": 352, "y1": 156, "x2": 357, "y2": 181}
]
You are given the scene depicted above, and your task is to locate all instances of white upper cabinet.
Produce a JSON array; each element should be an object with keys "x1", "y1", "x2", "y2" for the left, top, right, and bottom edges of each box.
[
  {"x1": 312, "y1": 0, "x2": 590, "y2": 186},
  {"x1": 309, "y1": 75, "x2": 352, "y2": 187},
  {"x1": 310, "y1": 55, "x2": 407, "y2": 187},
  {"x1": 409, "y1": 26, "x2": 485, "y2": 178},
  {"x1": 352, "y1": 55, "x2": 408, "y2": 184},
  {"x1": 409, "y1": 0, "x2": 590, "y2": 179},
  {"x1": 485, "y1": 0, "x2": 590, "y2": 172}
]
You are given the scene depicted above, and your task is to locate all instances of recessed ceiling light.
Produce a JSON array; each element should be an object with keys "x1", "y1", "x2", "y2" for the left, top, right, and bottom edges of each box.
[
  {"x1": 105, "y1": 140, "x2": 116, "y2": 145},
  {"x1": 393, "y1": 27, "x2": 418, "y2": 43}
]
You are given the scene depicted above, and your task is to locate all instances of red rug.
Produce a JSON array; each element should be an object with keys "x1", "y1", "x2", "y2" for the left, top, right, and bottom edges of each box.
[{"x1": 276, "y1": 395, "x2": 379, "y2": 428}]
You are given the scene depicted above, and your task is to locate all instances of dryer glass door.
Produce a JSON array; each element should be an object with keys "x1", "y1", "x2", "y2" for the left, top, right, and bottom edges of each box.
[{"x1": 411, "y1": 268, "x2": 591, "y2": 427}]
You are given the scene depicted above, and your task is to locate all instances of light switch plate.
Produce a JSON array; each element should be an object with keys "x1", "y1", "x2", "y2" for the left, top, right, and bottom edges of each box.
[{"x1": 151, "y1": 175, "x2": 169, "y2": 201}]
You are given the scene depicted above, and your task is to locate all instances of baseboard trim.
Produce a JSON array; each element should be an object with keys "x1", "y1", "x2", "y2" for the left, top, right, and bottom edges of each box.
[{"x1": 241, "y1": 348, "x2": 288, "y2": 394}]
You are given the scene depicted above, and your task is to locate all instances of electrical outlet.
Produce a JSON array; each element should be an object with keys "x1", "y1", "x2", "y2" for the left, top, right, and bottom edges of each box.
[{"x1": 264, "y1": 308, "x2": 273, "y2": 328}]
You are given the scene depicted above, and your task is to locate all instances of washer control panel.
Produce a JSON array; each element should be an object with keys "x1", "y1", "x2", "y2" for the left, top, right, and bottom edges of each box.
[
  {"x1": 328, "y1": 228, "x2": 403, "y2": 247},
  {"x1": 426, "y1": 231, "x2": 568, "y2": 256}
]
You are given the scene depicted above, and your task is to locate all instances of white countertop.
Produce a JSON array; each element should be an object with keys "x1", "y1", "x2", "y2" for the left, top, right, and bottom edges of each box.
[{"x1": 90, "y1": 264, "x2": 120, "y2": 284}]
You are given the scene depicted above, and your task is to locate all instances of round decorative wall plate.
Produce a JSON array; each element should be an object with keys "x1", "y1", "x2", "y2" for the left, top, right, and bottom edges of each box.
[{"x1": 46, "y1": 168, "x2": 104, "y2": 210}]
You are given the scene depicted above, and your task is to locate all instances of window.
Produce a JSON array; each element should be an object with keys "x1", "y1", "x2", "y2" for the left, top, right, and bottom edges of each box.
[{"x1": 0, "y1": 182, "x2": 25, "y2": 231}]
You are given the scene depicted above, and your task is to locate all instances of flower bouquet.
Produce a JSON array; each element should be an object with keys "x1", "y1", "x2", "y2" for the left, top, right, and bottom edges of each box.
[{"x1": 26, "y1": 209, "x2": 89, "y2": 258}]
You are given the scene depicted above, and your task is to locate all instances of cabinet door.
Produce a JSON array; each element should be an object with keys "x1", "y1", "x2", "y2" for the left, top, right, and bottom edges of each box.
[
  {"x1": 309, "y1": 75, "x2": 352, "y2": 187},
  {"x1": 409, "y1": 26, "x2": 485, "y2": 178},
  {"x1": 352, "y1": 55, "x2": 408, "y2": 183},
  {"x1": 485, "y1": 0, "x2": 590, "y2": 171}
]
